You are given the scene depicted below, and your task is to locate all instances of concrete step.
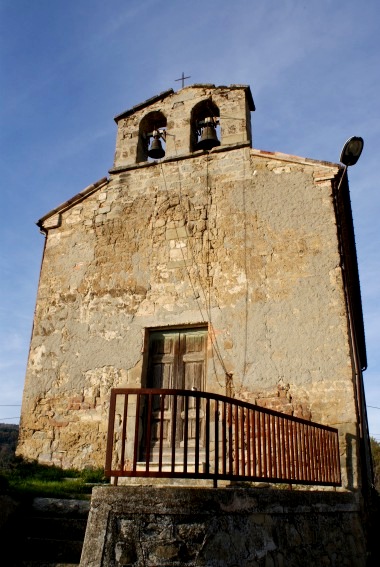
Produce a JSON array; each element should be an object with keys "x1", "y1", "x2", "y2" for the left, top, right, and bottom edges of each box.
[
  {"x1": 20, "y1": 563, "x2": 79, "y2": 567},
  {"x1": 22, "y1": 537, "x2": 84, "y2": 563},
  {"x1": 26, "y1": 517, "x2": 88, "y2": 540},
  {"x1": 15, "y1": 498, "x2": 90, "y2": 567}
]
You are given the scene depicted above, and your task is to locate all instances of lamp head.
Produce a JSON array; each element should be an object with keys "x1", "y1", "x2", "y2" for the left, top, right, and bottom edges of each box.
[{"x1": 340, "y1": 136, "x2": 364, "y2": 167}]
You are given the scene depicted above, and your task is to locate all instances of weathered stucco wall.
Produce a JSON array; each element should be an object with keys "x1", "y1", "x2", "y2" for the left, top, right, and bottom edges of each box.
[
  {"x1": 80, "y1": 486, "x2": 367, "y2": 567},
  {"x1": 17, "y1": 85, "x2": 359, "y2": 488}
]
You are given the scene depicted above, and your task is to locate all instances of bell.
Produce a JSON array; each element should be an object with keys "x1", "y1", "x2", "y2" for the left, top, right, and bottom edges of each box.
[
  {"x1": 148, "y1": 136, "x2": 165, "y2": 159},
  {"x1": 196, "y1": 124, "x2": 220, "y2": 151}
]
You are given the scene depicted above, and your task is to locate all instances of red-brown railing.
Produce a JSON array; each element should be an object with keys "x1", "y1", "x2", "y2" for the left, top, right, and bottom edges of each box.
[{"x1": 105, "y1": 388, "x2": 341, "y2": 487}]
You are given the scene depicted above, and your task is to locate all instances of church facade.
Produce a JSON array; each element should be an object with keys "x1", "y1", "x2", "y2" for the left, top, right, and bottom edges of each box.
[{"x1": 17, "y1": 84, "x2": 369, "y2": 491}]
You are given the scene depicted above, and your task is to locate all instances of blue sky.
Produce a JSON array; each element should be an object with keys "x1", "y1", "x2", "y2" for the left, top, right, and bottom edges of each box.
[{"x1": 1, "y1": 1, "x2": 379, "y2": 440}]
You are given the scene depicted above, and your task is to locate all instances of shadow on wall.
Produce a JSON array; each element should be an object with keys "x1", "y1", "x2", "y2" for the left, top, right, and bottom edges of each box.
[{"x1": 346, "y1": 432, "x2": 355, "y2": 490}]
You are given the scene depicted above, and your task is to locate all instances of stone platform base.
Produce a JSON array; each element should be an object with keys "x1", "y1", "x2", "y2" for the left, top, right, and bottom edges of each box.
[{"x1": 80, "y1": 485, "x2": 366, "y2": 567}]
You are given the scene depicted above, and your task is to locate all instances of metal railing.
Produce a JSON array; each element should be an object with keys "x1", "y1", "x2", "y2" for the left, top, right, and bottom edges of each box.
[{"x1": 105, "y1": 388, "x2": 341, "y2": 487}]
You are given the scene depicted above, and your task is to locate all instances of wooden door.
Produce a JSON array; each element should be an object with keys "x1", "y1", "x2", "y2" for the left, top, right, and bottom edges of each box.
[
  {"x1": 146, "y1": 328, "x2": 207, "y2": 453},
  {"x1": 180, "y1": 331, "x2": 206, "y2": 446}
]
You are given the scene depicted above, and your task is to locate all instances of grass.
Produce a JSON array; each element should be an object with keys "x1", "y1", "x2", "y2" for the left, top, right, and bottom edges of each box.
[{"x1": 0, "y1": 456, "x2": 109, "y2": 500}]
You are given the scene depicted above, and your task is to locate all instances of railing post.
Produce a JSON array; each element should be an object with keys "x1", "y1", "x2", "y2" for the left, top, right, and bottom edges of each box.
[
  {"x1": 214, "y1": 399, "x2": 219, "y2": 480},
  {"x1": 228, "y1": 403, "x2": 233, "y2": 475},
  {"x1": 234, "y1": 405, "x2": 239, "y2": 476},
  {"x1": 195, "y1": 395, "x2": 200, "y2": 474},
  {"x1": 119, "y1": 392, "x2": 129, "y2": 473},
  {"x1": 158, "y1": 393, "x2": 165, "y2": 472},
  {"x1": 183, "y1": 394, "x2": 189, "y2": 474},
  {"x1": 222, "y1": 401, "x2": 226, "y2": 476},
  {"x1": 145, "y1": 393, "x2": 153, "y2": 472},
  {"x1": 132, "y1": 393, "x2": 141, "y2": 473},
  {"x1": 105, "y1": 390, "x2": 117, "y2": 475},
  {"x1": 171, "y1": 394, "x2": 177, "y2": 473},
  {"x1": 251, "y1": 409, "x2": 256, "y2": 478},
  {"x1": 205, "y1": 397, "x2": 210, "y2": 475}
]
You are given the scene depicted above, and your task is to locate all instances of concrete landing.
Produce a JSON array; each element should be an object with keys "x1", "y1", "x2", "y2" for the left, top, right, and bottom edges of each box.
[{"x1": 81, "y1": 486, "x2": 367, "y2": 567}]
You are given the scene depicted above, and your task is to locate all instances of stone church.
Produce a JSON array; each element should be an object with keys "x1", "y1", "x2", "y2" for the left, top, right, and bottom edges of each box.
[{"x1": 17, "y1": 83, "x2": 370, "y2": 495}]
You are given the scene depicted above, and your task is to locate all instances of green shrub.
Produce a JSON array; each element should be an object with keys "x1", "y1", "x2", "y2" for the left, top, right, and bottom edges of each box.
[
  {"x1": 7, "y1": 457, "x2": 68, "y2": 480},
  {"x1": 79, "y1": 467, "x2": 107, "y2": 484},
  {"x1": 0, "y1": 456, "x2": 108, "y2": 500},
  {"x1": 371, "y1": 437, "x2": 380, "y2": 492}
]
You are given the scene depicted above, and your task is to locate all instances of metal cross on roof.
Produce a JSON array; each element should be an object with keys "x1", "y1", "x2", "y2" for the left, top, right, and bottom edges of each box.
[{"x1": 175, "y1": 72, "x2": 191, "y2": 88}]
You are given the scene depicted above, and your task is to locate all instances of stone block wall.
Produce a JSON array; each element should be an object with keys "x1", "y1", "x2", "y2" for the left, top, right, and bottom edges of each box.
[{"x1": 80, "y1": 486, "x2": 367, "y2": 567}]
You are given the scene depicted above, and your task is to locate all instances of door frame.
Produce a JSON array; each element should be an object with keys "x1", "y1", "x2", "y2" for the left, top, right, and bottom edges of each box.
[{"x1": 142, "y1": 324, "x2": 209, "y2": 389}]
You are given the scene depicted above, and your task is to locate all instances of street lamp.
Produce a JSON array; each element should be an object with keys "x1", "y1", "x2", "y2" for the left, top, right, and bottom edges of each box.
[
  {"x1": 337, "y1": 136, "x2": 364, "y2": 191},
  {"x1": 340, "y1": 136, "x2": 364, "y2": 167}
]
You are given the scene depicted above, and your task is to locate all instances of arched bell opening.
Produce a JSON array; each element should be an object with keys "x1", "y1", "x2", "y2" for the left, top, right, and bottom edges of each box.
[
  {"x1": 190, "y1": 100, "x2": 220, "y2": 153},
  {"x1": 137, "y1": 111, "x2": 167, "y2": 163}
]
